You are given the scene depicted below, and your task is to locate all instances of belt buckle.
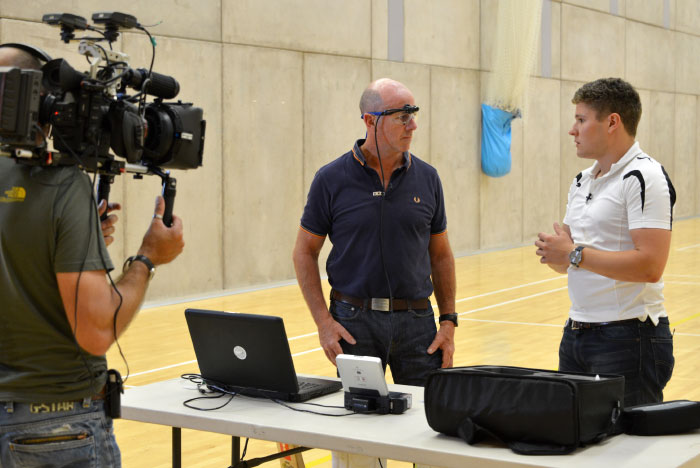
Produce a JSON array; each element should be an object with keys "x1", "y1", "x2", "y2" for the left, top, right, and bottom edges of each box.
[
  {"x1": 571, "y1": 320, "x2": 581, "y2": 330},
  {"x1": 371, "y1": 298, "x2": 390, "y2": 311}
]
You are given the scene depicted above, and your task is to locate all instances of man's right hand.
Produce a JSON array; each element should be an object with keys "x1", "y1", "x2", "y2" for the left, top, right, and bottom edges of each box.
[
  {"x1": 97, "y1": 199, "x2": 121, "y2": 247},
  {"x1": 137, "y1": 196, "x2": 185, "y2": 266},
  {"x1": 317, "y1": 316, "x2": 356, "y2": 366}
]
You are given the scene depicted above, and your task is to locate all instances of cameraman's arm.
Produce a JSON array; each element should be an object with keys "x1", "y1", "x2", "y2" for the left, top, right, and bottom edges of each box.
[{"x1": 57, "y1": 197, "x2": 184, "y2": 356}]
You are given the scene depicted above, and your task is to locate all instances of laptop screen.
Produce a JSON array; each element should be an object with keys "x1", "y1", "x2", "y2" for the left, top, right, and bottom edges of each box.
[{"x1": 185, "y1": 309, "x2": 300, "y2": 394}]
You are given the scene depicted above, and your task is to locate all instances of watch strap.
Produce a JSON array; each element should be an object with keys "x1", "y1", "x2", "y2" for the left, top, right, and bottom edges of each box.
[
  {"x1": 438, "y1": 313, "x2": 459, "y2": 327},
  {"x1": 123, "y1": 255, "x2": 155, "y2": 280}
]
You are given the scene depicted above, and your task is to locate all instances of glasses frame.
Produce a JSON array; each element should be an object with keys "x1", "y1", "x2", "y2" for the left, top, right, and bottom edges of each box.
[{"x1": 363, "y1": 104, "x2": 420, "y2": 126}]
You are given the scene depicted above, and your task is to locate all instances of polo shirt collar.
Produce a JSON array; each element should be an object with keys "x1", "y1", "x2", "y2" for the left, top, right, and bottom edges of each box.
[
  {"x1": 590, "y1": 141, "x2": 642, "y2": 179},
  {"x1": 351, "y1": 139, "x2": 412, "y2": 169}
]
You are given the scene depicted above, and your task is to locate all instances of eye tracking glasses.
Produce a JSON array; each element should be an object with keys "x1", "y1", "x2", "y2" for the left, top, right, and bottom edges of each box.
[{"x1": 363, "y1": 104, "x2": 420, "y2": 126}]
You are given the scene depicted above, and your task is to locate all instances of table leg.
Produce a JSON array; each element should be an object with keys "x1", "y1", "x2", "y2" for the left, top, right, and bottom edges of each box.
[
  {"x1": 172, "y1": 427, "x2": 181, "y2": 468},
  {"x1": 232, "y1": 436, "x2": 240, "y2": 466}
]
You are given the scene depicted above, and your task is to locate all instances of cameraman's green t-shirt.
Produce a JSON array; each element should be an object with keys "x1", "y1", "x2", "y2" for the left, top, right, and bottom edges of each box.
[{"x1": 0, "y1": 157, "x2": 114, "y2": 402}]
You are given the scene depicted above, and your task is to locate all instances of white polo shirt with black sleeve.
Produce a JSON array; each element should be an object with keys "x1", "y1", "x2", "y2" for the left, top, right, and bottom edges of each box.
[{"x1": 563, "y1": 142, "x2": 676, "y2": 325}]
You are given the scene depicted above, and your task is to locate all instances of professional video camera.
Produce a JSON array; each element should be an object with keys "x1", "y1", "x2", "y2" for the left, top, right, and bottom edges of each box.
[{"x1": 0, "y1": 12, "x2": 205, "y2": 226}]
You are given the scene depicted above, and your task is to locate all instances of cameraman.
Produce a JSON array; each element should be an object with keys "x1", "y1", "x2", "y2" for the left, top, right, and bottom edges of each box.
[{"x1": 0, "y1": 45, "x2": 184, "y2": 467}]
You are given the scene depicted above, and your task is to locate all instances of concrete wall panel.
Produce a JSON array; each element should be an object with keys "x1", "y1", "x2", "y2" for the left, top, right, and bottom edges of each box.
[
  {"x1": 562, "y1": 0, "x2": 623, "y2": 14},
  {"x1": 676, "y1": 32, "x2": 700, "y2": 96},
  {"x1": 676, "y1": 0, "x2": 700, "y2": 35},
  {"x1": 480, "y1": 0, "x2": 497, "y2": 72},
  {"x1": 222, "y1": 45, "x2": 303, "y2": 288},
  {"x1": 0, "y1": 0, "x2": 221, "y2": 42},
  {"x1": 430, "y1": 67, "x2": 481, "y2": 254},
  {"x1": 523, "y1": 78, "x2": 561, "y2": 240},
  {"x1": 626, "y1": 21, "x2": 675, "y2": 92},
  {"x1": 561, "y1": 4, "x2": 625, "y2": 82},
  {"x1": 673, "y1": 94, "x2": 697, "y2": 218},
  {"x1": 625, "y1": 0, "x2": 673, "y2": 28},
  {"x1": 648, "y1": 92, "x2": 676, "y2": 181},
  {"x1": 222, "y1": 0, "x2": 371, "y2": 57},
  {"x1": 479, "y1": 115, "x2": 523, "y2": 249},
  {"x1": 371, "y1": 0, "x2": 389, "y2": 61},
  {"x1": 404, "y1": 0, "x2": 479, "y2": 69},
  {"x1": 302, "y1": 54, "x2": 371, "y2": 193},
  {"x1": 535, "y1": 0, "x2": 562, "y2": 79}
]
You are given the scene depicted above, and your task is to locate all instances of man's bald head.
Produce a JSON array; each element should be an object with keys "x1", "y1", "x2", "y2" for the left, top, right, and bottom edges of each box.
[
  {"x1": 359, "y1": 78, "x2": 411, "y2": 115},
  {"x1": 0, "y1": 46, "x2": 43, "y2": 70}
]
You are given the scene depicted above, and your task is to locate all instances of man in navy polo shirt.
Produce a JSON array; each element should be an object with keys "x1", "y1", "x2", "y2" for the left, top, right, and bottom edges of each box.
[{"x1": 293, "y1": 78, "x2": 457, "y2": 388}]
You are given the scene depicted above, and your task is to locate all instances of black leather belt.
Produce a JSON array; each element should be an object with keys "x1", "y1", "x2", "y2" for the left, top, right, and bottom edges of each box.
[
  {"x1": 331, "y1": 290, "x2": 429, "y2": 312},
  {"x1": 567, "y1": 317, "x2": 648, "y2": 330}
]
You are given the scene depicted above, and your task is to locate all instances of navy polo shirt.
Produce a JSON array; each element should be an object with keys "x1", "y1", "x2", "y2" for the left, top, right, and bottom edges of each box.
[{"x1": 300, "y1": 139, "x2": 447, "y2": 299}]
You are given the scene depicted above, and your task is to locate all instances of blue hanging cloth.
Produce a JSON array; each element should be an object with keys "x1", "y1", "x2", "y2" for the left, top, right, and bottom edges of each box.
[{"x1": 481, "y1": 103, "x2": 519, "y2": 177}]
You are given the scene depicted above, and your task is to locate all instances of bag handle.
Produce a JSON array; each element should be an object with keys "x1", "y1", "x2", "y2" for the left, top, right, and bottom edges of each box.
[{"x1": 456, "y1": 417, "x2": 577, "y2": 455}]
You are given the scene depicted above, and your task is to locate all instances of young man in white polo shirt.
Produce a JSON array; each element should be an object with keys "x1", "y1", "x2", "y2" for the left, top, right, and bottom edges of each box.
[{"x1": 535, "y1": 77, "x2": 676, "y2": 407}]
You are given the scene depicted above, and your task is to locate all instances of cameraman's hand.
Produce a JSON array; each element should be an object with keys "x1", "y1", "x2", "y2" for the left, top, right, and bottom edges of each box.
[
  {"x1": 98, "y1": 200, "x2": 121, "y2": 247},
  {"x1": 137, "y1": 196, "x2": 185, "y2": 266}
]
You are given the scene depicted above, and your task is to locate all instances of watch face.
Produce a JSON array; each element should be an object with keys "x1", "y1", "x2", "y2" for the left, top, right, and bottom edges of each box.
[{"x1": 569, "y1": 247, "x2": 582, "y2": 266}]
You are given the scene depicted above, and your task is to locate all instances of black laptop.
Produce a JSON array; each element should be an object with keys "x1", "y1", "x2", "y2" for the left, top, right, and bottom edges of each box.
[{"x1": 185, "y1": 308, "x2": 342, "y2": 402}]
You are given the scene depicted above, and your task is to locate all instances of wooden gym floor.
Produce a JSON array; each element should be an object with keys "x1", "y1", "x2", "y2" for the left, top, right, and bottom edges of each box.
[{"x1": 109, "y1": 217, "x2": 700, "y2": 468}]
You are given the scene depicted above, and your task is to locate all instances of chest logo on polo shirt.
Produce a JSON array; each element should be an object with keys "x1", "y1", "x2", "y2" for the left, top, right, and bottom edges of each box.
[
  {"x1": 0, "y1": 186, "x2": 26, "y2": 203},
  {"x1": 413, "y1": 196, "x2": 420, "y2": 203}
]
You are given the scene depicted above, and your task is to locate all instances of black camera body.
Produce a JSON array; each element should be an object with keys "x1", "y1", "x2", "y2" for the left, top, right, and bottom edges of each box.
[{"x1": 0, "y1": 12, "x2": 206, "y2": 225}]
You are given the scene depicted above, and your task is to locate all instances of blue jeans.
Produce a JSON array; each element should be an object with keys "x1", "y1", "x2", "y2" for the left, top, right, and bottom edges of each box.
[
  {"x1": 558, "y1": 317, "x2": 674, "y2": 407},
  {"x1": 330, "y1": 300, "x2": 442, "y2": 386},
  {"x1": 0, "y1": 398, "x2": 121, "y2": 467}
]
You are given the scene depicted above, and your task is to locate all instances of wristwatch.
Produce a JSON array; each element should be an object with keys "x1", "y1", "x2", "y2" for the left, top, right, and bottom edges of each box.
[
  {"x1": 123, "y1": 255, "x2": 156, "y2": 280},
  {"x1": 438, "y1": 313, "x2": 459, "y2": 327},
  {"x1": 569, "y1": 246, "x2": 585, "y2": 268}
]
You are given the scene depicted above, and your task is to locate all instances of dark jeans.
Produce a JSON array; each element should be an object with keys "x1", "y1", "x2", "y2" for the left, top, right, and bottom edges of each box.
[
  {"x1": 0, "y1": 398, "x2": 121, "y2": 467},
  {"x1": 558, "y1": 316, "x2": 674, "y2": 407},
  {"x1": 330, "y1": 300, "x2": 442, "y2": 386}
]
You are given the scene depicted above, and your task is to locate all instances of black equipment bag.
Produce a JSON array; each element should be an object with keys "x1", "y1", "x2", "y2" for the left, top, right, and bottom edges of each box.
[{"x1": 424, "y1": 365, "x2": 624, "y2": 455}]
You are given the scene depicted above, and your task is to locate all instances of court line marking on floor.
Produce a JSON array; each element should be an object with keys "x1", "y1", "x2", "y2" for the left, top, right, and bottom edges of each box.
[
  {"x1": 127, "y1": 359, "x2": 197, "y2": 378},
  {"x1": 676, "y1": 243, "x2": 700, "y2": 251},
  {"x1": 457, "y1": 287, "x2": 569, "y2": 316},
  {"x1": 456, "y1": 276, "x2": 566, "y2": 303},
  {"x1": 671, "y1": 310, "x2": 700, "y2": 328},
  {"x1": 461, "y1": 318, "x2": 561, "y2": 327}
]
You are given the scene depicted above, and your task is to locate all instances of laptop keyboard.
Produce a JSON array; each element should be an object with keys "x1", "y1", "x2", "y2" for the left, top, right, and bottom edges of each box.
[{"x1": 298, "y1": 380, "x2": 320, "y2": 390}]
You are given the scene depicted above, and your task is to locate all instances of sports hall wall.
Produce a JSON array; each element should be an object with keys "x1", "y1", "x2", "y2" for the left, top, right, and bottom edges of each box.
[{"x1": 2, "y1": 0, "x2": 699, "y2": 303}]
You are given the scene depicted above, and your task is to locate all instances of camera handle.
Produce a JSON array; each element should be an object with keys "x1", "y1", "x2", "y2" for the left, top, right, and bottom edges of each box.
[
  {"x1": 148, "y1": 167, "x2": 176, "y2": 228},
  {"x1": 161, "y1": 173, "x2": 176, "y2": 228},
  {"x1": 96, "y1": 166, "x2": 176, "y2": 228},
  {"x1": 97, "y1": 174, "x2": 115, "y2": 222}
]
